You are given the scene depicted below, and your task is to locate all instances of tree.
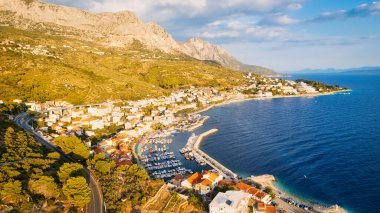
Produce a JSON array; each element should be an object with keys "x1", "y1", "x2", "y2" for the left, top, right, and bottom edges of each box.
[
  {"x1": 47, "y1": 152, "x2": 61, "y2": 160},
  {"x1": 94, "y1": 160, "x2": 115, "y2": 175},
  {"x1": 152, "y1": 122, "x2": 165, "y2": 131},
  {"x1": 264, "y1": 186, "x2": 276, "y2": 199},
  {"x1": 29, "y1": 176, "x2": 60, "y2": 199},
  {"x1": 54, "y1": 136, "x2": 89, "y2": 160},
  {"x1": 0, "y1": 180, "x2": 25, "y2": 205},
  {"x1": 87, "y1": 153, "x2": 106, "y2": 167},
  {"x1": 57, "y1": 163, "x2": 85, "y2": 183},
  {"x1": 188, "y1": 192, "x2": 205, "y2": 210},
  {"x1": 63, "y1": 177, "x2": 91, "y2": 208}
]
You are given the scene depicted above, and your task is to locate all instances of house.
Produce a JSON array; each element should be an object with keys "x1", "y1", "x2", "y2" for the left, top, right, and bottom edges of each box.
[
  {"x1": 281, "y1": 86, "x2": 297, "y2": 94},
  {"x1": 201, "y1": 171, "x2": 223, "y2": 189},
  {"x1": 90, "y1": 119, "x2": 104, "y2": 130},
  {"x1": 254, "y1": 202, "x2": 277, "y2": 213},
  {"x1": 218, "y1": 179, "x2": 235, "y2": 187},
  {"x1": 98, "y1": 139, "x2": 112, "y2": 148},
  {"x1": 71, "y1": 109, "x2": 85, "y2": 118},
  {"x1": 209, "y1": 191, "x2": 250, "y2": 213},
  {"x1": 124, "y1": 122, "x2": 133, "y2": 130},
  {"x1": 297, "y1": 82, "x2": 317, "y2": 93},
  {"x1": 86, "y1": 131, "x2": 95, "y2": 137},
  {"x1": 105, "y1": 147, "x2": 116, "y2": 155},
  {"x1": 180, "y1": 171, "x2": 222, "y2": 195},
  {"x1": 25, "y1": 102, "x2": 42, "y2": 112},
  {"x1": 181, "y1": 172, "x2": 202, "y2": 189},
  {"x1": 236, "y1": 182, "x2": 271, "y2": 204},
  {"x1": 170, "y1": 174, "x2": 184, "y2": 186}
]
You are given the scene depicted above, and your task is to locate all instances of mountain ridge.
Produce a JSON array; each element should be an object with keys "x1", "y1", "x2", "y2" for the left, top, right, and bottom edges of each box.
[
  {"x1": 0, "y1": 0, "x2": 276, "y2": 75},
  {"x1": 181, "y1": 38, "x2": 277, "y2": 75}
]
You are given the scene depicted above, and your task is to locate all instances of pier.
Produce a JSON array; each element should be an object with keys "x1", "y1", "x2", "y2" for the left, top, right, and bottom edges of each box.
[{"x1": 188, "y1": 129, "x2": 238, "y2": 179}]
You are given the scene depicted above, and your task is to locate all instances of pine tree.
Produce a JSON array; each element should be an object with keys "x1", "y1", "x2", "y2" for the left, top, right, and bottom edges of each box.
[{"x1": 62, "y1": 177, "x2": 91, "y2": 208}]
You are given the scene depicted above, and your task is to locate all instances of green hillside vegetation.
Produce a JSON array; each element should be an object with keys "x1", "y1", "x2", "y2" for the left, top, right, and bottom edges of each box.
[
  {"x1": 0, "y1": 26, "x2": 246, "y2": 104},
  {"x1": 0, "y1": 116, "x2": 91, "y2": 212},
  {"x1": 87, "y1": 153, "x2": 164, "y2": 212},
  {"x1": 240, "y1": 63, "x2": 277, "y2": 75}
]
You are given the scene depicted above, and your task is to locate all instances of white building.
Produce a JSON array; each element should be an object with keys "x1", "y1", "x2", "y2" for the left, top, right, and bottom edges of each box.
[
  {"x1": 209, "y1": 191, "x2": 250, "y2": 213},
  {"x1": 90, "y1": 120, "x2": 104, "y2": 130},
  {"x1": 297, "y1": 82, "x2": 317, "y2": 93}
]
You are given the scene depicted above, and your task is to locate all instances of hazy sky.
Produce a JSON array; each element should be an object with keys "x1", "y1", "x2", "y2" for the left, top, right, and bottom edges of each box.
[{"x1": 43, "y1": 0, "x2": 380, "y2": 72}]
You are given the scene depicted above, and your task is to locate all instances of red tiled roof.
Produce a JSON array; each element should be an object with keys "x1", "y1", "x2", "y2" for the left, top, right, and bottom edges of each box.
[
  {"x1": 265, "y1": 205, "x2": 277, "y2": 213},
  {"x1": 201, "y1": 179, "x2": 212, "y2": 187},
  {"x1": 94, "y1": 147, "x2": 103, "y2": 154},
  {"x1": 236, "y1": 182, "x2": 253, "y2": 191},
  {"x1": 256, "y1": 192, "x2": 268, "y2": 199},
  {"x1": 173, "y1": 174, "x2": 183, "y2": 181},
  {"x1": 218, "y1": 179, "x2": 234, "y2": 186},
  {"x1": 186, "y1": 172, "x2": 202, "y2": 185}
]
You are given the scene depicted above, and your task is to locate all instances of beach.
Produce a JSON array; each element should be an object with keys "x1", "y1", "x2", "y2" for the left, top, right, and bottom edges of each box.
[{"x1": 251, "y1": 175, "x2": 347, "y2": 213}]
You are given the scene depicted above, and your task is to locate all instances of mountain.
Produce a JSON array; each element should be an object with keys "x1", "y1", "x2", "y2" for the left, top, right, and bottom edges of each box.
[
  {"x1": 0, "y1": 0, "x2": 247, "y2": 104},
  {"x1": 0, "y1": 0, "x2": 182, "y2": 53},
  {"x1": 0, "y1": 0, "x2": 276, "y2": 75},
  {"x1": 181, "y1": 38, "x2": 277, "y2": 75},
  {"x1": 286, "y1": 67, "x2": 380, "y2": 75}
]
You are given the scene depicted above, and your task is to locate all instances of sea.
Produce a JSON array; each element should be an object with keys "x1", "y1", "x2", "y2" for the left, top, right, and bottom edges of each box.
[{"x1": 168, "y1": 74, "x2": 380, "y2": 213}]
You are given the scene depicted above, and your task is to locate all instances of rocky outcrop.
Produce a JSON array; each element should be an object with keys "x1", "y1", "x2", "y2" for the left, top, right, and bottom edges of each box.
[
  {"x1": 181, "y1": 38, "x2": 277, "y2": 75},
  {"x1": 0, "y1": 0, "x2": 277, "y2": 75},
  {"x1": 0, "y1": 0, "x2": 182, "y2": 52}
]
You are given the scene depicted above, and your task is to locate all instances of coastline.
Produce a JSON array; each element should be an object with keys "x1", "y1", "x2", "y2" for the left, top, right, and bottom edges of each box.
[
  {"x1": 250, "y1": 175, "x2": 347, "y2": 213},
  {"x1": 189, "y1": 89, "x2": 350, "y2": 212},
  {"x1": 196, "y1": 89, "x2": 351, "y2": 114}
]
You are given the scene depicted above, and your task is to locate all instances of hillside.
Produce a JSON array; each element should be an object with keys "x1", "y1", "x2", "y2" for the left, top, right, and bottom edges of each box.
[
  {"x1": 0, "y1": 0, "x2": 276, "y2": 75},
  {"x1": 0, "y1": 0, "x2": 182, "y2": 52},
  {"x1": 181, "y1": 38, "x2": 277, "y2": 75},
  {"x1": 0, "y1": 26, "x2": 246, "y2": 104}
]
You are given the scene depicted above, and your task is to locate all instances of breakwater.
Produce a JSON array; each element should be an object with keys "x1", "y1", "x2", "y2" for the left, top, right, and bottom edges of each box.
[{"x1": 187, "y1": 129, "x2": 238, "y2": 179}]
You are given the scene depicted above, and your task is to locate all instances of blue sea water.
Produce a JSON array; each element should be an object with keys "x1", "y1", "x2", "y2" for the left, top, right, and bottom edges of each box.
[{"x1": 171, "y1": 74, "x2": 380, "y2": 213}]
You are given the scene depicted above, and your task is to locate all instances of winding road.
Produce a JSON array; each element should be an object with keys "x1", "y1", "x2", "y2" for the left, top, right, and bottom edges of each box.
[{"x1": 14, "y1": 112, "x2": 106, "y2": 213}]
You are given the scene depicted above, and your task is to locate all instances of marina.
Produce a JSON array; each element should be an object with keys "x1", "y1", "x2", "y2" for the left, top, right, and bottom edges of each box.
[
  {"x1": 180, "y1": 129, "x2": 238, "y2": 179},
  {"x1": 138, "y1": 131, "x2": 193, "y2": 180}
]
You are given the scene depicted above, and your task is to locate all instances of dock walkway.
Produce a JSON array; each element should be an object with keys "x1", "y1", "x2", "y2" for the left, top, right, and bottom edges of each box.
[{"x1": 188, "y1": 129, "x2": 238, "y2": 179}]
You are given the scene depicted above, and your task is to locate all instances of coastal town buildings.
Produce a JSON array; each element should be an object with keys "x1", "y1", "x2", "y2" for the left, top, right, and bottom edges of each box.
[
  {"x1": 181, "y1": 171, "x2": 223, "y2": 195},
  {"x1": 253, "y1": 202, "x2": 277, "y2": 213},
  {"x1": 236, "y1": 182, "x2": 272, "y2": 204},
  {"x1": 209, "y1": 190, "x2": 251, "y2": 213}
]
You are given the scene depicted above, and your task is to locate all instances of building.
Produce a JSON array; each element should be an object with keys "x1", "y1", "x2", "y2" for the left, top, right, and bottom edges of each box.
[
  {"x1": 254, "y1": 202, "x2": 277, "y2": 213},
  {"x1": 236, "y1": 182, "x2": 272, "y2": 204},
  {"x1": 209, "y1": 191, "x2": 250, "y2": 213},
  {"x1": 297, "y1": 82, "x2": 317, "y2": 93},
  {"x1": 181, "y1": 171, "x2": 223, "y2": 195}
]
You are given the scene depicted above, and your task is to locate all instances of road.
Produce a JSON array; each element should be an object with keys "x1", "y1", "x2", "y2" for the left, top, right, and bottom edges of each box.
[{"x1": 14, "y1": 113, "x2": 106, "y2": 213}]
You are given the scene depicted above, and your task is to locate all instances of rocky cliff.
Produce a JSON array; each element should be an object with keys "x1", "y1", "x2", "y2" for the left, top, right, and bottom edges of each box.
[
  {"x1": 0, "y1": 0, "x2": 277, "y2": 75},
  {"x1": 0, "y1": 0, "x2": 182, "y2": 52},
  {"x1": 181, "y1": 38, "x2": 277, "y2": 75}
]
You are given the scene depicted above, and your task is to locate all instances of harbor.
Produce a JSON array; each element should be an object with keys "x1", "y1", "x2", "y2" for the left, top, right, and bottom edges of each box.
[
  {"x1": 180, "y1": 129, "x2": 238, "y2": 180},
  {"x1": 138, "y1": 131, "x2": 193, "y2": 180}
]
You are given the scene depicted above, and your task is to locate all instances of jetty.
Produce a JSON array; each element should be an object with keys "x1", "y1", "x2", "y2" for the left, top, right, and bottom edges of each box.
[{"x1": 188, "y1": 129, "x2": 238, "y2": 179}]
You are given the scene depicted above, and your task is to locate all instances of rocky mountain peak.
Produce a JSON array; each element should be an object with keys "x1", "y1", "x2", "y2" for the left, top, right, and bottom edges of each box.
[{"x1": 0, "y1": 0, "x2": 277, "y2": 75}]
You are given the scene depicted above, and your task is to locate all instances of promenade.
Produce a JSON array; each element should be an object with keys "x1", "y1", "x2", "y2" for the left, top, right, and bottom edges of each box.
[{"x1": 188, "y1": 129, "x2": 238, "y2": 179}]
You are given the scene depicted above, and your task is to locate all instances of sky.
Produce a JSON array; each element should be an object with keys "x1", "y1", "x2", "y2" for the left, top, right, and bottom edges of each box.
[{"x1": 42, "y1": 0, "x2": 380, "y2": 72}]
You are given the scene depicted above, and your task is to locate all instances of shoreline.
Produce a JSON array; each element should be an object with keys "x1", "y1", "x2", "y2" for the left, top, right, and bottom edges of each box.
[
  {"x1": 250, "y1": 175, "x2": 347, "y2": 213},
  {"x1": 187, "y1": 89, "x2": 350, "y2": 212},
  {"x1": 195, "y1": 89, "x2": 351, "y2": 115}
]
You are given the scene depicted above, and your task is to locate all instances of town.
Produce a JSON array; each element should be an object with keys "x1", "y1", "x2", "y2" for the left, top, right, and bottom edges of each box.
[{"x1": 1, "y1": 74, "x2": 345, "y2": 213}]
